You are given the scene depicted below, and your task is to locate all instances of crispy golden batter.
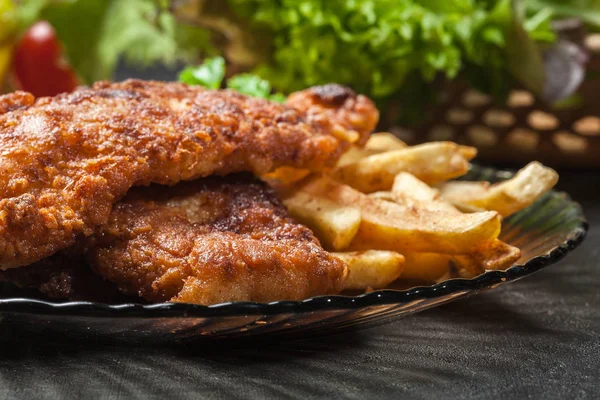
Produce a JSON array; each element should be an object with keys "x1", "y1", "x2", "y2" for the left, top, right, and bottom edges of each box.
[
  {"x1": 0, "y1": 80, "x2": 377, "y2": 269},
  {"x1": 1, "y1": 175, "x2": 349, "y2": 304},
  {"x1": 286, "y1": 84, "x2": 379, "y2": 146},
  {"x1": 83, "y1": 174, "x2": 348, "y2": 305}
]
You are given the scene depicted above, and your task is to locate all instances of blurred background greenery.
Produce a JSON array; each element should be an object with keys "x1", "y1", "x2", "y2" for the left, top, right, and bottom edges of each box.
[{"x1": 0, "y1": 0, "x2": 598, "y2": 130}]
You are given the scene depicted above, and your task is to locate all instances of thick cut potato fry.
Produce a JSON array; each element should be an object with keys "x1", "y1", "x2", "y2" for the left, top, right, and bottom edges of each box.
[
  {"x1": 449, "y1": 201, "x2": 486, "y2": 214},
  {"x1": 402, "y1": 252, "x2": 452, "y2": 282},
  {"x1": 283, "y1": 191, "x2": 361, "y2": 251},
  {"x1": 377, "y1": 175, "x2": 518, "y2": 278},
  {"x1": 364, "y1": 132, "x2": 407, "y2": 151},
  {"x1": 300, "y1": 176, "x2": 501, "y2": 254},
  {"x1": 402, "y1": 240, "x2": 520, "y2": 282},
  {"x1": 384, "y1": 172, "x2": 459, "y2": 212},
  {"x1": 458, "y1": 145, "x2": 478, "y2": 160},
  {"x1": 334, "y1": 250, "x2": 404, "y2": 290},
  {"x1": 391, "y1": 172, "x2": 445, "y2": 202},
  {"x1": 369, "y1": 191, "x2": 456, "y2": 213},
  {"x1": 336, "y1": 133, "x2": 407, "y2": 167},
  {"x1": 336, "y1": 146, "x2": 380, "y2": 167},
  {"x1": 453, "y1": 239, "x2": 521, "y2": 273},
  {"x1": 438, "y1": 162, "x2": 558, "y2": 217},
  {"x1": 334, "y1": 142, "x2": 477, "y2": 192}
]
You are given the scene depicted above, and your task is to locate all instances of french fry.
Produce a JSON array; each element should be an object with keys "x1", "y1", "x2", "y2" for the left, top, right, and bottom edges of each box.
[
  {"x1": 283, "y1": 190, "x2": 361, "y2": 251},
  {"x1": 438, "y1": 162, "x2": 558, "y2": 217},
  {"x1": 300, "y1": 176, "x2": 501, "y2": 254},
  {"x1": 401, "y1": 240, "x2": 520, "y2": 282},
  {"x1": 448, "y1": 201, "x2": 487, "y2": 214},
  {"x1": 364, "y1": 132, "x2": 407, "y2": 151},
  {"x1": 277, "y1": 142, "x2": 548, "y2": 291},
  {"x1": 334, "y1": 250, "x2": 405, "y2": 290},
  {"x1": 336, "y1": 133, "x2": 408, "y2": 167},
  {"x1": 368, "y1": 191, "x2": 400, "y2": 202},
  {"x1": 402, "y1": 252, "x2": 452, "y2": 282},
  {"x1": 452, "y1": 239, "x2": 521, "y2": 273},
  {"x1": 336, "y1": 146, "x2": 380, "y2": 167},
  {"x1": 369, "y1": 191, "x2": 456, "y2": 213},
  {"x1": 458, "y1": 145, "x2": 478, "y2": 160},
  {"x1": 382, "y1": 173, "x2": 520, "y2": 279},
  {"x1": 385, "y1": 172, "x2": 459, "y2": 213},
  {"x1": 391, "y1": 172, "x2": 447, "y2": 202},
  {"x1": 334, "y1": 142, "x2": 477, "y2": 192}
]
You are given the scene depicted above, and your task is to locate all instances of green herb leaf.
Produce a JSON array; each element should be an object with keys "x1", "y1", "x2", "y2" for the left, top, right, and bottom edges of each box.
[
  {"x1": 268, "y1": 92, "x2": 287, "y2": 103},
  {"x1": 179, "y1": 56, "x2": 225, "y2": 89},
  {"x1": 226, "y1": 73, "x2": 285, "y2": 102},
  {"x1": 179, "y1": 58, "x2": 285, "y2": 102},
  {"x1": 227, "y1": 73, "x2": 271, "y2": 97}
]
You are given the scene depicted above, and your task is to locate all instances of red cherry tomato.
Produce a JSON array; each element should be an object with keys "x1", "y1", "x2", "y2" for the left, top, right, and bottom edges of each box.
[{"x1": 12, "y1": 21, "x2": 78, "y2": 97}]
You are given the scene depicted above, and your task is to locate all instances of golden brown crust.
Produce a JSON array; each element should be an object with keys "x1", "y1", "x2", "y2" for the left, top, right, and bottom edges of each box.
[
  {"x1": 286, "y1": 84, "x2": 379, "y2": 146},
  {"x1": 0, "y1": 80, "x2": 378, "y2": 269},
  {"x1": 0, "y1": 91, "x2": 34, "y2": 114},
  {"x1": 84, "y1": 174, "x2": 348, "y2": 305}
]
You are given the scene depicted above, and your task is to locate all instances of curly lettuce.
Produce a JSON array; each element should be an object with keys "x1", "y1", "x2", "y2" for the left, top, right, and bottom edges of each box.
[
  {"x1": 200, "y1": 0, "x2": 555, "y2": 125},
  {"x1": 226, "y1": 0, "x2": 551, "y2": 99}
]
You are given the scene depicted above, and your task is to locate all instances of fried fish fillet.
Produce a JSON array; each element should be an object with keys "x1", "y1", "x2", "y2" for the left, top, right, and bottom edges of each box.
[
  {"x1": 79, "y1": 174, "x2": 348, "y2": 304},
  {"x1": 0, "y1": 80, "x2": 378, "y2": 269},
  {"x1": 1, "y1": 175, "x2": 349, "y2": 304}
]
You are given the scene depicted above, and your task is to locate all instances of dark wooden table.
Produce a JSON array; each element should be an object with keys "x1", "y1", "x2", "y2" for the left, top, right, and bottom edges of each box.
[
  {"x1": 0, "y1": 172, "x2": 597, "y2": 400},
  {"x1": 0, "y1": 67, "x2": 598, "y2": 399}
]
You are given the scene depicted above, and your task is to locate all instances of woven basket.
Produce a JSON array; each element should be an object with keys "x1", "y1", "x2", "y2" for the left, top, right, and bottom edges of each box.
[{"x1": 387, "y1": 26, "x2": 600, "y2": 168}]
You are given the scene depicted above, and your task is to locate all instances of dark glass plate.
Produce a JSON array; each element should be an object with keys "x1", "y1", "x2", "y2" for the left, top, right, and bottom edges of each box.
[{"x1": 0, "y1": 166, "x2": 587, "y2": 342}]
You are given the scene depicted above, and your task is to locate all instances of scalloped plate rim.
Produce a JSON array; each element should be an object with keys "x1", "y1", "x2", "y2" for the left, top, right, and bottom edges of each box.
[{"x1": 0, "y1": 167, "x2": 588, "y2": 318}]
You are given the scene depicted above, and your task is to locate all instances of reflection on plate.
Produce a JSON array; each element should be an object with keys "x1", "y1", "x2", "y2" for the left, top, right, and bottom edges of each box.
[{"x1": 0, "y1": 165, "x2": 587, "y2": 342}]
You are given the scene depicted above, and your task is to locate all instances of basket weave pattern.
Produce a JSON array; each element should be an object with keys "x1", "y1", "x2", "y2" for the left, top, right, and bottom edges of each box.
[{"x1": 395, "y1": 33, "x2": 600, "y2": 168}]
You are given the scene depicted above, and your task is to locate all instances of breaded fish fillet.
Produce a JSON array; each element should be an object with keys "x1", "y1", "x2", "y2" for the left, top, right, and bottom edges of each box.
[
  {"x1": 1, "y1": 175, "x2": 348, "y2": 304},
  {"x1": 81, "y1": 174, "x2": 348, "y2": 304},
  {"x1": 0, "y1": 80, "x2": 377, "y2": 269}
]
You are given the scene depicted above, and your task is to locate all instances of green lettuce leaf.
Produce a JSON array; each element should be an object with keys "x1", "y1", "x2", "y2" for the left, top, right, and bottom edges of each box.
[
  {"x1": 179, "y1": 56, "x2": 225, "y2": 89},
  {"x1": 227, "y1": 73, "x2": 284, "y2": 102},
  {"x1": 219, "y1": 0, "x2": 555, "y2": 124},
  {"x1": 179, "y1": 56, "x2": 285, "y2": 102}
]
